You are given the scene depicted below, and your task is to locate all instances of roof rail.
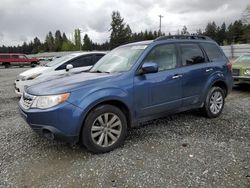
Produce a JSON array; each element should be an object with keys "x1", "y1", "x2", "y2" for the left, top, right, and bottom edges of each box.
[{"x1": 154, "y1": 35, "x2": 212, "y2": 41}]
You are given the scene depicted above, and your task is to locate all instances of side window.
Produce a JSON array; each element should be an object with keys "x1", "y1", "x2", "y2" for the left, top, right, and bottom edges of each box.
[
  {"x1": 0, "y1": 55, "x2": 9, "y2": 59},
  {"x1": 143, "y1": 44, "x2": 177, "y2": 71},
  {"x1": 200, "y1": 43, "x2": 226, "y2": 62},
  {"x1": 94, "y1": 54, "x2": 105, "y2": 64},
  {"x1": 180, "y1": 44, "x2": 205, "y2": 66},
  {"x1": 70, "y1": 56, "x2": 93, "y2": 67},
  {"x1": 19, "y1": 55, "x2": 27, "y2": 59},
  {"x1": 12, "y1": 55, "x2": 19, "y2": 59}
]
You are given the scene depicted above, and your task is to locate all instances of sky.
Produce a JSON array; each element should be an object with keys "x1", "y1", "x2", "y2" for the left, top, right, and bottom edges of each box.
[{"x1": 0, "y1": 0, "x2": 249, "y2": 46}]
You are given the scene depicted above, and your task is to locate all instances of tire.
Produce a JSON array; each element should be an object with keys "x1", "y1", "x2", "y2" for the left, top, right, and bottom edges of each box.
[
  {"x1": 200, "y1": 86, "x2": 225, "y2": 118},
  {"x1": 82, "y1": 104, "x2": 127, "y2": 154},
  {"x1": 31, "y1": 62, "x2": 37, "y2": 67},
  {"x1": 4, "y1": 63, "x2": 10, "y2": 68}
]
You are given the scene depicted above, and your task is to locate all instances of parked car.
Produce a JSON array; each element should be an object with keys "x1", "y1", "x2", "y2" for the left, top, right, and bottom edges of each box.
[
  {"x1": 19, "y1": 35, "x2": 233, "y2": 153},
  {"x1": 232, "y1": 54, "x2": 250, "y2": 84},
  {"x1": 15, "y1": 52, "x2": 106, "y2": 95},
  {"x1": 0, "y1": 53, "x2": 39, "y2": 68}
]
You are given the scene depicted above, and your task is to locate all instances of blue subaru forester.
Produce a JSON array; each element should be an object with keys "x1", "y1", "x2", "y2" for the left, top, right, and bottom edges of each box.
[{"x1": 19, "y1": 36, "x2": 233, "y2": 153}]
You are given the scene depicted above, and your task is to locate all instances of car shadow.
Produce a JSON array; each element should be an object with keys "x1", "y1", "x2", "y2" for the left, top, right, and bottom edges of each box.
[{"x1": 233, "y1": 84, "x2": 250, "y2": 92}]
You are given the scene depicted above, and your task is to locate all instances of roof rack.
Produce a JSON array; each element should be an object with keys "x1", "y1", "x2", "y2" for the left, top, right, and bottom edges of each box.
[{"x1": 154, "y1": 35, "x2": 212, "y2": 41}]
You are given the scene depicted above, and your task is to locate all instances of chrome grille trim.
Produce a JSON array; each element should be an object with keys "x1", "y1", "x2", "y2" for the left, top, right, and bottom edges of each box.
[{"x1": 20, "y1": 92, "x2": 36, "y2": 109}]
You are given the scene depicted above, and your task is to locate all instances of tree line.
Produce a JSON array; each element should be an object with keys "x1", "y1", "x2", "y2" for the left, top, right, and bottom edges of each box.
[{"x1": 0, "y1": 6, "x2": 250, "y2": 54}]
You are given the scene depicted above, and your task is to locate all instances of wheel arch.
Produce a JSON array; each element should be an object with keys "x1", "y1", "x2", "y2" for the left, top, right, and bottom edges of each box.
[
  {"x1": 78, "y1": 99, "x2": 132, "y2": 141},
  {"x1": 211, "y1": 80, "x2": 228, "y2": 97}
]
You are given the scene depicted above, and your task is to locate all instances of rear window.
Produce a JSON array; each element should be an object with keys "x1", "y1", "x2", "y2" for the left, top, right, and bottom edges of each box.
[
  {"x1": 180, "y1": 43, "x2": 206, "y2": 66},
  {"x1": 200, "y1": 43, "x2": 226, "y2": 62}
]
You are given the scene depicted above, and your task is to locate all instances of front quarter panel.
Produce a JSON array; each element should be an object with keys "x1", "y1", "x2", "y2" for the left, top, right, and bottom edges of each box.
[{"x1": 68, "y1": 84, "x2": 134, "y2": 134}]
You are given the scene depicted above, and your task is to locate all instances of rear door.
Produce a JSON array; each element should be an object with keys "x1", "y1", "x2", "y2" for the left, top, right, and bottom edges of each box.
[{"x1": 178, "y1": 43, "x2": 214, "y2": 106}]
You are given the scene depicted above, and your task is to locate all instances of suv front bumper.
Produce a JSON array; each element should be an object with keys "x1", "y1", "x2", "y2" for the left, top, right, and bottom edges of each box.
[{"x1": 18, "y1": 101, "x2": 83, "y2": 143}]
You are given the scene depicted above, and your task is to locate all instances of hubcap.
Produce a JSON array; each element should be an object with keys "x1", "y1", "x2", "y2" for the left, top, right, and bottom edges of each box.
[
  {"x1": 209, "y1": 91, "x2": 223, "y2": 114},
  {"x1": 91, "y1": 113, "x2": 122, "y2": 147}
]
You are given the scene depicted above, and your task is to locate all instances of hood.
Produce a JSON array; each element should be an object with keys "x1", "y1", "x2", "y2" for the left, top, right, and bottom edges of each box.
[
  {"x1": 26, "y1": 72, "x2": 118, "y2": 95},
  {"x1": 19, "y1": 66, "x2": 50, "y2": 77},
  {"x1": 232, "y1": 62, "x2": 250, "y2": 69}
]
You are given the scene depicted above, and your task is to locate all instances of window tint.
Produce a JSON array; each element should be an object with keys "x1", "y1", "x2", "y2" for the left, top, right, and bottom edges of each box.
[
  {"x1": 12, "y1": 55, "x2": 19, "y2": 58},
  {"x1": 200, "y1": 43, "x2": 226, "y2": 62},
  {"x1": 56, "y1": 55, "x2": 93, "y2": 70},
  {"x1": 143, "y1": 44, "x2": 177, "y2": 71},
  {"x1": 70, "y1": 56, "x2": 92, "y2": 67},
  {"x1": 180, "y1": 44, "x2": 205, "y2": 66},
  {"x1": 18, "y1": 55, "x2": 26, "y2": 59},
  {"x1": 94, "y1": 54, "x2": 105, "y2": 63},
  {"x1": 0, "y1": 55, "x2": 10, "y2": 59}
]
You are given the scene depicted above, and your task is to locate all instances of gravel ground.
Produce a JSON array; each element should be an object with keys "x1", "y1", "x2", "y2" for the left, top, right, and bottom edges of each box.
[{"x1": 0, "y1": 67, "x2": 249, "y2": 188}]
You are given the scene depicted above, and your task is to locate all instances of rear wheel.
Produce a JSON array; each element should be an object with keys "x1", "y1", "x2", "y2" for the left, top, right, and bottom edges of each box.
[
  {"x1": 200, "y1": 86, "x2": 225, "y2": 118},
  {"x1": 3, "y1": 63, "x2": 10, "y2": 68},
  {"x1": 82, "y1": 104, "x2": 127, "y2": 154}
]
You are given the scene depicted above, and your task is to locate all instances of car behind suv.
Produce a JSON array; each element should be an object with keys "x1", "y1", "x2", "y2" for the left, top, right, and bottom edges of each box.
[
  {"x1": 15, "y1": 52, "x2": 106, "y2": 95},
  {"x1": 0, "y1": 53, "x2": 39, "y2": 68},
  {"x1": 19, "y1": 35, "x2": 233, "y2": 153}
]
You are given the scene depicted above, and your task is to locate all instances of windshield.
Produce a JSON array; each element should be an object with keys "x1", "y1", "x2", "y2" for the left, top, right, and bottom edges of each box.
[
  {"x1": 90, "y1": 45, "x2": 147, "y2": 73},
  {"x1": 45, "y1": 54, "x2": 77, "y2": 67},
  {"x1": 235, "y1": 55, "x2": 250, "y2": 63}
]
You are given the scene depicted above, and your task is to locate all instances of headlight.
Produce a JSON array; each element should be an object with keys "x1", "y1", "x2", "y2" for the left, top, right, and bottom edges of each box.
[
  {"x1": 244, "y1": 69, "x2": 250, "y2": 75},
  {"x1": 22, "y1": 73, "x2": 42, "y2": 81},
  {"x1": 31, "y1": 93, "x2": 70, "y2": 109}
]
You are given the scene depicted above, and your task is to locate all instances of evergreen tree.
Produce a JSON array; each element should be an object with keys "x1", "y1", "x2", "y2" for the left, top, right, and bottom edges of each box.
[
  {"x1": 110, "y1": 11, "x2": 132, "y2": 49},
  {"x1": 54, "y1": 30, "x2": 63, "y2": 51},
  {"x1": 82, "y1": 34, "x2": 93, "y2": 51}
]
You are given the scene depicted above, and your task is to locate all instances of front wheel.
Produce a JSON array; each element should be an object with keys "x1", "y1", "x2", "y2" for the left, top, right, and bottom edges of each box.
[
  {"x1": 82, "y1": 104, "x2": 127, "y2": 154},
  {"x1": 31, "y1": 62, "x2": 37, "y2": 67},
  {"x1": 200, "y1": 86, "x2": 225, "y2": 118}
]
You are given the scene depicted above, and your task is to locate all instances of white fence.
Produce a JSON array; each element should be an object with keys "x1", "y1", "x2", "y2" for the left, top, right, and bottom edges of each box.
[{"x1": 221, "y1": 44, "x2": 250, "y2": 59}]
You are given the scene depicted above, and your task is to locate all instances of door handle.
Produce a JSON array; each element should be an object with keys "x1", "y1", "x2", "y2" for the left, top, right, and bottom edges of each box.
[
  {"x1": 206, "y1": 68, "x2": 213, "y2": 72},
  {"x1": 172, "y1": 74, "x2": 183, "y2": 79}
]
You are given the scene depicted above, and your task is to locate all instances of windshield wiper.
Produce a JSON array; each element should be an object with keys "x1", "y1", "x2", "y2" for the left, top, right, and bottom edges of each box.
[{"x1": 90, "y1": 70, "x2": 110, "y2": 74}]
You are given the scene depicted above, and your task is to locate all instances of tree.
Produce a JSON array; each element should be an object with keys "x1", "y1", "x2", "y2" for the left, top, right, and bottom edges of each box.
[
  {"x1": 54, "y1": 30, "x2": 63, "y2": 51},
  {"x1": 181, "y1": 26, "x2": 189, "y2": 35},
  {"x1": 45, "y1": 31, "x2": 55, "y2": 52},
  {"x1": 82, "y1": 34, "x2": 93, "y2": 51},
  {"x1": 110, "y1": 11, "x2": 132, "y2": 49},
  {"x1": 242, "y1": 4, "x2": 250, "y2": 24},
  {"x1": 204, "y1": 22, "x2": 217, "y2": 41},
  {"x1": 74, "y1": 29, "x2": 81, "y2": 50},
  {"x1": 217, "y1": 22, "x2": 226, "y2": 45}
]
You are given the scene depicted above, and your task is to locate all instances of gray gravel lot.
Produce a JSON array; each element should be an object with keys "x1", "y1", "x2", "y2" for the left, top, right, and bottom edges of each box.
[{"x1": 0, "y1": 67, "x2": 249, "y2": 188}]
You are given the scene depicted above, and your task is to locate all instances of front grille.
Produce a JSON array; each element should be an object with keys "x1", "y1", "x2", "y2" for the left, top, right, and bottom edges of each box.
[
  {"x1": 21, "y1": 92, "x2": 36, "y2": 109},
  {"x1": 232, "y1": 69, "x2": 240, "y2": 76}
]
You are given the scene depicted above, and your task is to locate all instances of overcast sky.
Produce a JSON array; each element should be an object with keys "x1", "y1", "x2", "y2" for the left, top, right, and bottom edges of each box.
[{"x1": 0, "y1": 0, "x2": 249, "y2": 46}]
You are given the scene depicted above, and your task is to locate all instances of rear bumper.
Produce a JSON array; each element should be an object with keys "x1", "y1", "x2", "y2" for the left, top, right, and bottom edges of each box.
[{"x1": 18, "y1": 101, "x2": 83, "y2": 144}]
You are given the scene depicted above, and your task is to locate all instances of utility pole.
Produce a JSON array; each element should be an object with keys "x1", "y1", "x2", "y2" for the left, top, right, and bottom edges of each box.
[{"x1": 158, "y1": 15, "x2": 164, "y2": 35}]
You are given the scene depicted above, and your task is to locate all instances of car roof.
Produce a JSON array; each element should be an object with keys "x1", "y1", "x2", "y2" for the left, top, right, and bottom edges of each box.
[{"x1": 69, "y1": 51, "x2": 107, "y2": 56}]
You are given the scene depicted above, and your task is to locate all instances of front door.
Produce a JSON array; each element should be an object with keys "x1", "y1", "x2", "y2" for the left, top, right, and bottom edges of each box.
[{"x1": 134, "y1": 43, "x2": 182, "y2": 118}]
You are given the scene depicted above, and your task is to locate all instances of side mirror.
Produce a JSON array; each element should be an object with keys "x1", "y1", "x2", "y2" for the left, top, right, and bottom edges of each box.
[
  {"x1": 66, "y1": 64, "x2": 73, "y2": 72},
  {"x1": 139, "y1": 62, "x2": 158, "y2": 74}
]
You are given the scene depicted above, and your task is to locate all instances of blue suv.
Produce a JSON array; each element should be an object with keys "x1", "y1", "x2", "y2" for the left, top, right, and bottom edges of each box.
[{"x1": 19, "y1": 35, "x2": 233, "y2": 153}]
